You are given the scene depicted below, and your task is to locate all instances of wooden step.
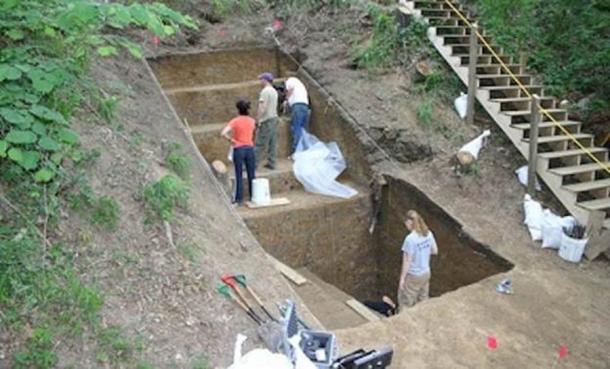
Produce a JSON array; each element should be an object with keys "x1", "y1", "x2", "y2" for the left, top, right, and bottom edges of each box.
[
  {"x1": 512, "y1": 120, "x2": 581, "y2": 131},
  {"x1": 538, "y1": 147, "x2": 606, "y2": 160},
  {"x1": 491, "y1": 96, "x2": 555, "y2": 103},
  {"x1": 550, "y1": 162, "x2": 610, "y2": 176},
  {"x1": 523, "y1": 133, "x2": 593, "y2": 145},
  {"x1": 577, "y1": 198, "x2": 610, "y2": 211},
  {"x1": 563, "y1": 178, "x2": 610, "y2": 193},
  {"x1": 477, "y1": 74, "x2": 530, "y2": 79},
  {"x1": 477, "y1": 64, "x2": 522, "y2": 69},
  {"x1": 481, "y1": 85, "x2": 543, "y2": 91},
  {"x1": 502, "y1": 108, "x2": 565, "y2": 117}
]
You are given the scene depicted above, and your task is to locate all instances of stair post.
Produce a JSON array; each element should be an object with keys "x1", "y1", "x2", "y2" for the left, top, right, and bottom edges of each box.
[
  {"x1": 466, "y1": 23, "x2": 478, "y2": 125},
  {"x1": 527, "y1": 94, "x2": 541, "y2": 195}
]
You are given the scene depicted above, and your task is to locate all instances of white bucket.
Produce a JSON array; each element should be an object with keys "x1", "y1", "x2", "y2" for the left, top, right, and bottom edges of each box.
[
  {"x1": 251, "y1": 178, "x2": 271, "y2": 205},
  {"x1": 558, "y1": 233, "x2": 588, "y2": 263}
]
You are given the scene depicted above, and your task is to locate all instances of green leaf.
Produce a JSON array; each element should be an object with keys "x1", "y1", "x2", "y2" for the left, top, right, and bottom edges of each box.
[
  {"x1": 31, "y1": 121, "x2": 46, "y2": 135},
  {"x1": 0, "y1": 140, "x2": 7, "y2": 158},
  {"x1": 0, "y1": 64, "x2": 22, "y2": 81},
  {"x1": 28, "y1": 68, "x2": 60, "y2": 94},
  {"x1": 0, "y1": 108, "x2": 32, "y2": 127},
  {"x1": 30, "y1": 105, "x2": 66, "y2": 124},
  {"x1": 50, "y1": 152, "x2": 63, "y2": 165},
  {"x1": 20, "y1": 150, "x2": 41, "y2": 170},
  {"x1": 8, "y1": 147, "x2": 23, "y2": 163},
  {"x1": 163, "y1": 25, "x2": 176, "y2": 36},
  {"x1": 6, "y1": 29, "x2": 25, "y2": 41},
  {"x1": 119, "y1": 39, "x2": 143, "y2": 58},
  {"x1": 58, "y1": 128, "x2": 79, "y2": 144},
  {"x1": 6, "y1": 130, "x2": 37, "y2": 144},
  {"x1": 129, "y1": 4, "x2": 150, "y2": 25},
  {"x1": 97, "y1": 46, "x2": 118, "y2": 57},
  {"x1": 39, "y1": 136, "x2": 60, "y2": 151},
  {"x1": 34, "y1": 168, "x2": 55, "y2": 182}
]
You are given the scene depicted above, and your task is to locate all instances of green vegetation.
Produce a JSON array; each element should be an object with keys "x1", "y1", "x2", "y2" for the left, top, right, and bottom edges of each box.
[
  {"x1": 143, "y1": 174, "x2": 190, "y2": 222},
  {"x1": 0, "y1": 0, "x2": 195, "y2": 366},
  {"x1": 351, "y1": 5, "x2": 430, "y2": 69},
  {"x1": 91, "y1": 196, "x2": 121, "y2": 230},
  {"x1": 207, "y1": 0, "x2": 356, "y2": 18},
  {"x1": 166, "y1": 143, "x2": 191, "y2": 179},
  {"x1": 467, "y1": 0, "x2": 610, "y2": 116},
  {"x1": 417, "y1": 100, "x2": 433, "y2": 127},
  {"x1": 191, "y1": 354, "x2": 209, "y2": 369}
]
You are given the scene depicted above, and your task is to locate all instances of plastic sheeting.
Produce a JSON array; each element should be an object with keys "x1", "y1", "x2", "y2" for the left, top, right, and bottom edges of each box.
[
  {"x1": 454, "y1": 92, "x2": 468, "y2": 119},
  {"x1": 292, "y1": 131, "x2": 358, "y2": 199}
]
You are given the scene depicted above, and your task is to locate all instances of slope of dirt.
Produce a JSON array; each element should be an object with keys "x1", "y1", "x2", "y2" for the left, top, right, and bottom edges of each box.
[{"x1": 44, "y1": 55, "x2": 319, "y2": 368}]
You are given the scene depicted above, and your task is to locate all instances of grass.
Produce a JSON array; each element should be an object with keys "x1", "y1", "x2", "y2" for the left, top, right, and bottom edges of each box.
[
  {"x1": 91, "y1": 196, "x2": 121, "y2": 230},
  {"x1": 191, "y1": 354, "x2": 209, "y2": 369},
  {"x1": 417, "y1": 101, "x2": 433, "y2": 127},
  {"x1": 143, "y1": 174, "x2": 189, "y2": 222},
  {"x1": 165, "y1": 143, "x2": 191, "y2": 179}
]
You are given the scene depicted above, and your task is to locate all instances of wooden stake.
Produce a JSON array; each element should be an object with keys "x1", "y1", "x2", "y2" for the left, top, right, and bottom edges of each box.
[
  {"x1": 467, "y1": 23, "x2": 479, "y2": 125},
  {"x1": 527, "y1": 94, "x2": 541, "y2": 195}
]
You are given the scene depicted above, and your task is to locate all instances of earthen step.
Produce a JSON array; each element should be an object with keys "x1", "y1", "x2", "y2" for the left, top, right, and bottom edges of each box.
[
  {"x1": 231, "y1": 158, "x2": 301, "y2": 195},
  {"x1": 165, "y1": 79, "x2": 284, "y2": 95},
  {"x1": 191, "y1": 120, "x2": 292, "y2": 164},
  {"x1": 538, "y1": 147, "x2": 607, "y2": 160},
  {"x1": 550, "y1": 162, "x2": 610, "y2": 176},
  {"x1": 293, "y1": 268, "x2": 367, "y2": 330},
  {"x1": 563, "y1": 178, "x2": 610, "y2": 193},
  {"x1": 523, "y1": 133, "x2": 593, "y2": 145},
  {"x1": 237, "y1": 183, "x2": 367, "y2": 221},
  {"x1": 512, "y1": 121, "x2": 581, "y2": 130},
  {"x1": 577, "y1": 198, "x2": 610, "y2": 211}
]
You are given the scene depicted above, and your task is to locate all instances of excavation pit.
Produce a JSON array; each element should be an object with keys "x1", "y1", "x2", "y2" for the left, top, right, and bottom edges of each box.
[{"x1": 148, "y1": 47, "x2": 513, "y2": 329}]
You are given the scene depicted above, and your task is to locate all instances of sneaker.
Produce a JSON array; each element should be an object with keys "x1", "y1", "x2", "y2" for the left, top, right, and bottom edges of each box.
[{"x1": 495, "y1": 279, "x2": 513, "y2": 294}]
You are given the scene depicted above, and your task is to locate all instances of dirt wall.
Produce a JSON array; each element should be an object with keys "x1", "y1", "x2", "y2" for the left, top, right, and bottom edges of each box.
[{"x1": 376, "y1": 176, "x2": 513, "y2": 299}]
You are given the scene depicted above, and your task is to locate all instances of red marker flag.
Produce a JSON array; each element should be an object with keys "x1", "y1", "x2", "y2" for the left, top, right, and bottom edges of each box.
[
  {"x1": 151, "y1": 36, "x2": 160, "y2": 45},
  {"x1": 487, "y1": 336, "x2": 498, "y2": 350},
  {"x1": 272, "y1": 19, "x2": 283, "y2": 31},
  {"x1": 558, "y1": 345, "x2": 568, "y2": 359}
]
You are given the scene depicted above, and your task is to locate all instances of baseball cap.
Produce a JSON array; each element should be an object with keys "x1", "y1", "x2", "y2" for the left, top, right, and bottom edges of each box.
[{"x1": 258, "y1": 72, "x2": 274, "y2": 82}]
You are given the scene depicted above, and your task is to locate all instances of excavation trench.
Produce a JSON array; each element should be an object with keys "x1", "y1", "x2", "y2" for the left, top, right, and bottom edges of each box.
[{"x1": 148, "y1": 48, "x2": 513, "y2": 330}]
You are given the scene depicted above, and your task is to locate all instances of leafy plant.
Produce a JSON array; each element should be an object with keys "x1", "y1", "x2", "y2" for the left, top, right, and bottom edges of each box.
[
  {"x1": 91, "y1": 196, "x2": 121, "y2": 230},
  {"x1": 165, "y1": 143, "x2": 191, "y2": 179},
  {"x1": 13, "y1": 328, "x2": 58, "y2": 369},
  {"x1": 417, "y1": 100, "x2": 433, "y2": 127},
  {"x1": 143, "y1": 174, "x2": 189, "y2": 222}
]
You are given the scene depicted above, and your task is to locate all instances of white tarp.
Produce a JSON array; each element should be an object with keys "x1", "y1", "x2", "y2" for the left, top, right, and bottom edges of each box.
[
  {"x1": 459, "y1": 129, "x2": 491, "y2": 159},
  {"x1": 292, "y1": 131, "x2": 358, "y2": 199}
]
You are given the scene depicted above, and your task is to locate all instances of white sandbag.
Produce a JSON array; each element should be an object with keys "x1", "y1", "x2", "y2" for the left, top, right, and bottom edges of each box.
[
  {"x1": 515, "y1": 165, "x2": 541, "y2": 191},
  {"x1": 523, "y1": 194, "x2": 544, "y2": 241},
  {"x1": 454, "y1": 92, "x2": 468, "y2": 119},
  {"x1": 228, "y1": 334, "x2": 292, "y2": 369},
  {"x1": 541, "y1": 209, "x2": 564, "y2": 249},
  {"x1": 293, "y1": 131, "x2": 358, "y2": 199},
  {"x1": 458, "y1": 129, "x2": 491, "y2": 159}
]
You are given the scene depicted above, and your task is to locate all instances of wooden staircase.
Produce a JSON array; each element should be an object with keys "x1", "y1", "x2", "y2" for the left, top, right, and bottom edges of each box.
[{"x1": 404, "y1": 0, "x2": 610, "y2": 257}]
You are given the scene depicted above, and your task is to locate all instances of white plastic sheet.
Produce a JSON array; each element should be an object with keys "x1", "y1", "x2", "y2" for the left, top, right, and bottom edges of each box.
[
  {"x1": 523, "y1": 194, "x2": 544, "y2": 241},
  {"x1": 228, "y1": 334, "x2": 292, "y2": 369},
  {"x1": 515, "y1": 165, "x2": 541, "y2": 191},
  {"x1": 293, "y1": 131, "x2": 358, "y2": 199},
  {"x1": 454, "y1": 92, "x2": 468, "y2": 119}
]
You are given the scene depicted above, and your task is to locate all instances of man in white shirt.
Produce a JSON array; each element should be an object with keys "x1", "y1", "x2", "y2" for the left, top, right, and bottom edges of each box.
[{"x1": 284, "y1": 75, "x2": 310, "y2": 154}]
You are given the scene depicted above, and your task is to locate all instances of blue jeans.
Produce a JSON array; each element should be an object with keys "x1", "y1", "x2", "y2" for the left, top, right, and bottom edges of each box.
[
  {"x1": 290, "y1": 103, "x2": 310, "y2": 152},
  {"x1": 233, "y1": 146, "x2": 256, "y2": 203}
]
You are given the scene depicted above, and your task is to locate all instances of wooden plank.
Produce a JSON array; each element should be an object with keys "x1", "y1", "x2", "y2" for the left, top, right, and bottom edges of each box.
[
  {"x1": 267, "y1": 255, "x2": 307, "y2": 286},
  {"x1": 345, "y1": 299, "x2": 381, "y2": 322},
  {"x1": 245, "y1": 197, "x2": 290, "y2": 209}
]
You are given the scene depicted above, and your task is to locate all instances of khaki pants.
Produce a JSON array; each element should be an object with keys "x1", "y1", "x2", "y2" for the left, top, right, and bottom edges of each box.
[
  {"x1": 255, "y1": 117, "x2": 278, "y2": 167},
  {"x1": 398, "y1": 272, "x2": 430, "y2": 310}
]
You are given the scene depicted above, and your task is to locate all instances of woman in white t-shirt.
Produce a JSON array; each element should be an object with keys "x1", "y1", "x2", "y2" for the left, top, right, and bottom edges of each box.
[{"x1": 398, "y1": 210, "x2": 438, "y2": 310}]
